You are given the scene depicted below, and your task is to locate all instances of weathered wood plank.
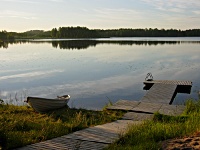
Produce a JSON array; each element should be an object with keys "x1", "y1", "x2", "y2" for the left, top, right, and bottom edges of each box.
[
  {"x1": 16, "y1": 138, "x2": 108, "y2": 150},
  {"x1": 107, "y1": 100, "x2": 185, "y2": 116},
  {"x1": 141, "y1": 83, "x2": 177, "y2": 104},
  {"x1": 106, "y1": 100, "x2": 139, "y2": 110},
  {"x1": 159, "y1": 104, "x2": 185, "y2": 116},
  {"x1": 63, "y1": 130, "x2": 113, "y2": 144},
  {"x1": 144, "y1": 80, "x2": 192, "y2": 86},
  {"x1": 63, "y1": 120, "x2": 137, "y2": 144},
  {"x1": 94, "y1": 120, "x2": 139, "y2": 133},
  {"x1": 131, "y1": 102, "x2": 162, "y2": 113},
  {"x1": 122, "y1": 112, "x2": 154, "y2": 121},
  {"x1": 79, "y1": 141, "x2": 108, "y2": 150}
]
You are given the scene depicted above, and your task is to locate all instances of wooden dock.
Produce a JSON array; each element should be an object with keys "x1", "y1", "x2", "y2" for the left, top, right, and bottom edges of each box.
[
  {"x1": 143, "y1": 80, "x2": 192, "y2": 86},
  {"x1": 16, "y1": 80, "x2": 192, "y2": 150},
  {"x1": 143, "y1": 80, "x2": 192, "y2": 94},
  {"x1": 142, "y1": 80, "x2": 192, "y2": 104},
  {"x1": 107, "y1": 100, "x2": 185, "y2": 116}
]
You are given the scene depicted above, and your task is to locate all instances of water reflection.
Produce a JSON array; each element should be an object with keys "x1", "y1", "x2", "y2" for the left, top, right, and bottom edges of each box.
[
  {"x1": 1, "y1": 39, "x2": 200, "y2": 50},
  {"x1": 0, "y1": 38, "x2": 200, "y2": 109}
]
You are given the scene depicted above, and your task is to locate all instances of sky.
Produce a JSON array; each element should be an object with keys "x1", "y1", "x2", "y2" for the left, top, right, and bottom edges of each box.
[{"x1": 0, "y1": 0, "x2": 200, "y2": 32}]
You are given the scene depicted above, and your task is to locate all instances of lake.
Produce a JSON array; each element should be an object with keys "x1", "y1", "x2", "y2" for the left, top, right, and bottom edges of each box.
[{"x1": 0, "y1": 37, "x2": 200, "y2": 110}]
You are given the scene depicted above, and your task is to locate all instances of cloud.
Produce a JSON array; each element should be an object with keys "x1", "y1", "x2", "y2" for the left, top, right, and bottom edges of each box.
[
  {"x1": 48, "y1": 0, "x2": 63, "y2": 2},
  {"x1": 1, "y1": 0, "x2": 40, "y2": 4},
  {"x1": 193, "y1": 11, "x2": 200, "y2": 15},
  {"x1": 87, "y1": 8, "x2": 148, "y2": 28},
  {"x1": 10, "y1": 72, "x2": 145, "y2": 99},
  {"x1": 93, "y1": 8, "x2": 140, "y2": 20},
  {"x1": 0, "y1": 70, "x2": 64, "y2": 81},
  {"x1": 0, "y1": 10, "x2": 37, "y2": 19},
  {"x1": 141, "y1": 0, "x2": 200, "y2": 13}
]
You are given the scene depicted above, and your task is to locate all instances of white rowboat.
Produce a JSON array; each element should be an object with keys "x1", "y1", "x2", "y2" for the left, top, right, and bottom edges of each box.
[{"x1": 26, "y1": 95, "x2": 70, "y2": 113}]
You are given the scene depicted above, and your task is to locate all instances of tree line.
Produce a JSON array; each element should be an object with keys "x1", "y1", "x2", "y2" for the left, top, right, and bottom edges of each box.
[
  {"x1": 0, "y1": 31, "x2": 14, "y2": 42},
  {"x1": 51, "y1": 27, "x2": 200, "y2": 38},
  {"x1": 1, "y1": 27, "x2": 200, "y2": 40}
]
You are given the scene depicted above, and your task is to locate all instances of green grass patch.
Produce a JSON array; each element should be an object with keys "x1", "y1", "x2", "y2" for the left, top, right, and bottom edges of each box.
[
  {"x1": 0, "y1": 104, "x2": 123, "y2": 149},
  {"x1": 106, "y1": 98, "x2": 200, "y2": 150}
]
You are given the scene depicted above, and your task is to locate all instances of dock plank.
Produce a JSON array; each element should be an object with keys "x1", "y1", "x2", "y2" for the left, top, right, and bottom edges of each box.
[
  {"x1": 107, "y1": 100, "x2": 185, "y2": 116},
  {"x1": 159, "y1": 104, "x2": 185, "y2": 116},
  {"x1": 122, "y1": 112, "x2": 153, "y2": 121},
  {"x1": 63, "y1": 120, "x2": 137, "y2": 144},
  {"x1": 16, "y1": 137, "x2": 108, "y2": 150},
  {"x1": 143, "y1": 80, "x2": 192, "y2": 86},
  {"x1": 141, "y1": 83, "x2": 177, "y2": 104},
  {"x1": 131, "y1": 102, "x2": 162, "y2": 113},
  {"x1": 106, "y1": 100, "x2": 139, "y2": 110}
]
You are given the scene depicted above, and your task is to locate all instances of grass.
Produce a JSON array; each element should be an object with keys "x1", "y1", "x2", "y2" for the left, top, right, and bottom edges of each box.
[
  {"x1": 106, "y1": 98, "x2": 200, "y2": 150},
  {"x1": 0, "y1": 102, "x2": 124, "y2": 150}
]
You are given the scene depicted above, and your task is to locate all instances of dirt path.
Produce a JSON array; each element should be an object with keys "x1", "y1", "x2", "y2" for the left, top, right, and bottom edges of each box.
[{"x1": 162, "y1": 132, "x2": 200, "y2": 150}]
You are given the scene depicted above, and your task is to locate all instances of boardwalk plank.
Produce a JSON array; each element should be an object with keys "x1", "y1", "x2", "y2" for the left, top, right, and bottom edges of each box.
[
  {"x1": 17, "y1": 138, "x2": 108, "y2": 150},
  {"x1": 63, "y1": 120, "x2": 137, "y2": 144},
  {"x1": 159, "y1": 104, "x2": 185, "y2": 116},
  {"x1": 144, "y1": 80, "x2": 192, "y2": 86},
  {"x1": 94, "y1": 120, "x2": 138, "y2": 133},
  {"x1": 131, "y1": 102, "x2": 162, "y2": 113},
  {"x1": 79, "y1": 141, "x2": 108, "y2": 150},
  {"x1": 122, "y1": 112, "x2": 154, "y2": 121},
  {"x1": 141, "y1": 83, "x2": 177, "y2": 104},
  {"x1": 106, "y1": 100, "x2": 139, "y2": 110},
  {"x1": 107, "y1": 100, "x2": 185, "y2": 116}
]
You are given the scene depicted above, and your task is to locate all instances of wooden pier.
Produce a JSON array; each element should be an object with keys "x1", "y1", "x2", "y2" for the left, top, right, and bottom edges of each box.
[
  {"x1": 142, "y1": 80, "x2": 192, "y2": 104},
  {"x1": 17, "y1": 80, "x2": 192, "y2": 150}
]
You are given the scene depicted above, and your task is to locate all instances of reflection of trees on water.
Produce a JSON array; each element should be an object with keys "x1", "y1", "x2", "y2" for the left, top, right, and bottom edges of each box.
[
  {"x1": 0, "y1": 42, "x2": 8, "y2": 48},
  {"x1": 0, "y1": 40, "x2": 33, "y2": 48},
  {"x1": 52, "y1": 40, "x2": 97, "y2": 50},
  {"x1": 1, "y1": 40, "x2": 200, "y2": 49},
  {"x1": 53, "y1": 40, "x2": 181, "y2": 49},
  {"x1": 52, "y1": 40, "x2": 200, "y2": 50}
]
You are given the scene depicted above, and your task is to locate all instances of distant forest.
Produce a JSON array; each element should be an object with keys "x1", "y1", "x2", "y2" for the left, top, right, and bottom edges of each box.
[
  {"x1": 0, "y1": 31, "x2": 14, "y2": 41},
  {"x1": 1, "y1": 27, "x2": 200, "y2": 40}
]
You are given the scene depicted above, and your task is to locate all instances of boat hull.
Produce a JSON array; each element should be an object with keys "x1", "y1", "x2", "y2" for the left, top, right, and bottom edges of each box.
[{"x1": 27, "y1": 97, "x2": 69, "y2": 113}]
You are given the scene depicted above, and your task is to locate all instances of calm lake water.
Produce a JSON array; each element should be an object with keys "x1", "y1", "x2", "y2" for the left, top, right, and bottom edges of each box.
[{"x1": 0, "y1": 37, "x2": 200, "y2": 110}]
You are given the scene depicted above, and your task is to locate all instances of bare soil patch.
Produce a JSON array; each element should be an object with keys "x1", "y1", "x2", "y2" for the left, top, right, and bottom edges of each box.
[{"x1": 162, "y1": 132, "x2": 200, "y2": 150}]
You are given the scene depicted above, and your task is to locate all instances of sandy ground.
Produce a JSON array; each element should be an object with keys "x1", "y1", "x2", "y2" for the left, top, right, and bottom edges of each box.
[{"x1": 162, "y1": 132, "x2": 200, "y2": 150}]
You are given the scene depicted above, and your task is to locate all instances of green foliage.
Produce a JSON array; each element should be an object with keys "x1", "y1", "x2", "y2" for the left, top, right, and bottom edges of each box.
[
  {"x1": 184, "y1": 98, "x2": 200, "y2": 114},
  {"x1": 102, "y1": 97, "x2": 113, "y2": 111},
  {"x1": 106, "y1": 99, "x2": 200, "y2": 150},
  {"x1": 153, "y1": 112, "x2": 188, "y2": 123},
  {"x1": 51, "y1": 28, "x2": 57, "y2": 38},
  {"x1": 2, "y1": 27, "x2": 200, "y2": 40},
  {"x1": 12, "y1": 30, "x2": 51, "y2": 39},
  {"x1": 50, "y1": 27, "x2": 200, "y2": 38},
  {"x1": 0, "y1": 105, "x2": 123, "y2": 149},
  {"x1": 0, "y1": 30, "x2": 14, "y2": 41},
  {"x1": 51, "y1": 26, "x2": 100, "y2": 38}
]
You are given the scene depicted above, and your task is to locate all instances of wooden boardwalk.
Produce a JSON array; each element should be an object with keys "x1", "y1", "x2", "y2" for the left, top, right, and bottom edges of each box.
[
  {"x1": 141, "y1": 83, "x2": 177, "y2": 104},
  {"x1": 16, "y1": 80, "x2": 192, "y2": 150},
  {"x1": 107, "y1": 100, "x2": 185, "y2": 116},
  {"x1": 17, "y1": 120, "x2": 140, "y2": 150}
]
